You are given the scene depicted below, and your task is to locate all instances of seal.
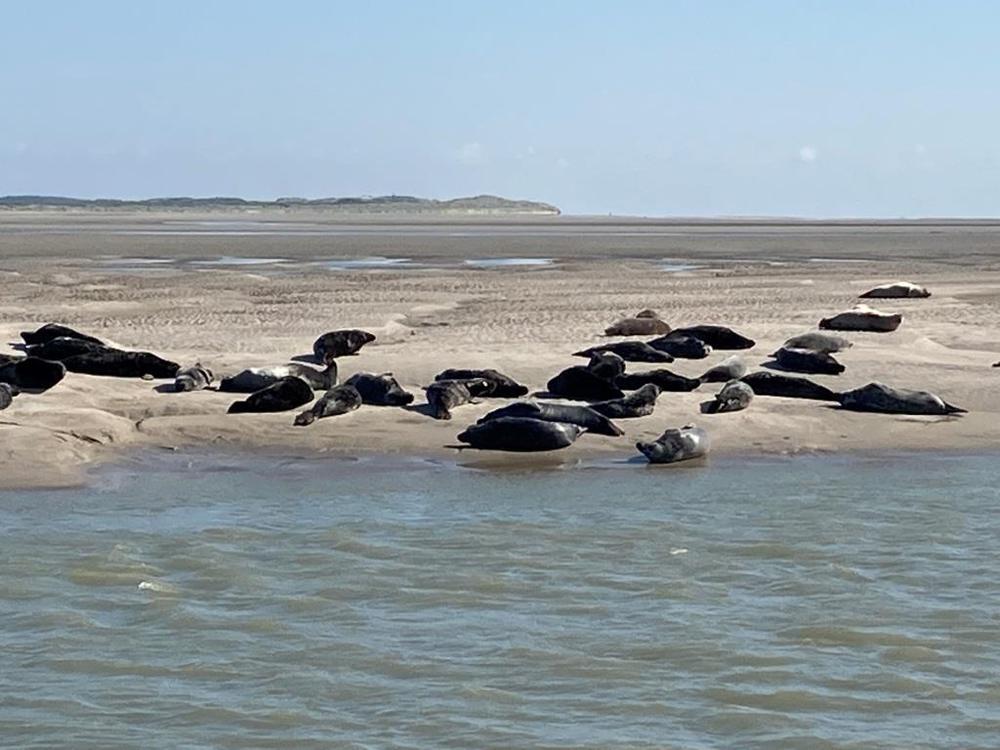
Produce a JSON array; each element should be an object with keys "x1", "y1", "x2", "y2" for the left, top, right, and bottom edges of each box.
[
  {"x1": 647, "y1": 332, "x2": 713, "y2": 359},
  {"x1": 819, "y1": 305, "x2": 902, "y2": 333},
  {"x1": 616, "y1": 369, "x2": 700, "y2": 392},
  {"x1": 547, "y1": 365, "x2": 623, "y2": 401},
  {"x1": 24, "y1": 337, "x2": 111, "y2": 360},
  {"x1": 701, "y1": 380, "x2": 754, "y2": 414},
  {"x1": 604, "y1": 310, "x2": 672, "y2": 337},
  {"x1": 585, "y1": 351, "x2": 626, "y2": 381},
  {"x1": 0, "y1": 356, "x2": 67, "y2": 392},
  {"x1": 698, "y1": 355, "x2": 747, "y2": 383},
  {"x1": 61, "y1": 350, "x2": 180, "y2": 379},
  {"x1": 0, "y1": 382, "x2": 18, "y2": 411},
  {"x1": 838, "y1": 382, "x2": 965, "y2": 415},
  {"x1": 312, "y1": 329, "x2": 376, "y2": 360},
  {"x1": 344, "y1": 372, "x2": 414, "y2": 406},
  {"x1": 477, "y1": 401, "x2": 624, "y2": 436},
  {"x1": 227, "y1": 376, "x2": 315, "y2": 414},
  {"x1": 859, "y1": 281, "x2": 930, "y2": 299},
  {"x1": 573, "y1": 341, "x2": 674, "y2": 363},
  {"x1": 219, "y1": 359, "x2": 338, "y2": 393},
  {"x1": 434, "y1": 368, "x2": 529, "y2": 397},
  {"x1": 770, "y1": 347, "x2": 845, "y2": 375},
  {"x1": 781, "y1": 332, "x2": 853, "y2": 354},
  {"x1": 636, "y1": 424, "x2": 709, "y2": 464},
  {"x1": 740, "y1": 371, "x2": 839, "y2": 401},
  {"x1": 589, "y1": 383, "x2": 660, "y2": 419},
  {"x1": 174, "y1": 363, "x2": 214, "y2": 392},
  {"x1": 425, "y1": 379, "x2": 487, "y2": 420},
  {"x1": 457, "y1": 417, "x2": 584, "y2": 452},
  {"x1": 669, "y1": 325, "x2": 755, "y2": 350},
  {"x1": 20, "y1": 323, "x2": 104, "y2": 346},
  {"x1": 293, "y1": 384, "x2": 363, "y2": 426}
]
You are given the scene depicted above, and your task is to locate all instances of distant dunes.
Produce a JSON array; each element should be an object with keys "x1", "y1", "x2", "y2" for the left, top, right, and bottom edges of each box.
[{"x1": 0, "y1": 194, "x2": 560, "y2": 216}]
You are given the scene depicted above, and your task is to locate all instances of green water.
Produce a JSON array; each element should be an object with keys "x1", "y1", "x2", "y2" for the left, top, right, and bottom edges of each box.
[{"x1": 1, "y1": 452, "x2": 998, "y2": 748}]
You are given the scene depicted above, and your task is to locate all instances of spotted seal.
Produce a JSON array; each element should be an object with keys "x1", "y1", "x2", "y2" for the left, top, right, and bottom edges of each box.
[
  {"x1": 174, "y1": 363, "x2": 214, "y2": 392},
  {"x1": 636, "y1": 424, "x2": 709, "y2": 464},
  {"x1": 701, "y1": 380, "x2": 754, "y2": 414},
  {"x1": 698, "y1": 355, "x2": 748, "y2": 383},
  {"x1": 838, "y1": 382, "x2": 965, "y2": 415},
  {"x1": 0, "y1": 382, "x2": 18, "y2": 410},
  {"x1": 780, "y1": 332, "x2": 853, "y2": 354},
  {"x1": 293, "y1": 384, "x2": 363, "y2": 426},
  {"x1": 219, "y1": 359, "x2": 338, "y2": 393},
  {"x1": 819, "y1": 305, "x2": 902, "y2": 333}
]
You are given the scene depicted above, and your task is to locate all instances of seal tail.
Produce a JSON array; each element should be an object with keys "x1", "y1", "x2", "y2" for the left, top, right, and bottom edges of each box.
[
  {"x1": 944, "y1": 402, "x2": 968, "y2": 414},
  {"x1": 227, "y1": 401, "x2": 249, "y2": 414}
]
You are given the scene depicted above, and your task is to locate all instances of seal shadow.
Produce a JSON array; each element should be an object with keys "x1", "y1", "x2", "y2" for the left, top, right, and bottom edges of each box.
[
  {"x1": 761, "y1": 360, "x2": 843, "y2": 376},
  {"x1": 291, "y1": 353, "x2": 321, "y2": 364},
  {"x1": 152, "y1": 383, "x2": 179, "y2": 394},
  {"x1": 402, "y1": 402, "x2": 439, "y2": 419}
]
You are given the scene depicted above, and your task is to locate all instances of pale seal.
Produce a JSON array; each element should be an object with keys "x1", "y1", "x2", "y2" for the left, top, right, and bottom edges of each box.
[
  {"x1": 227, "y1": 376, "x2": 315, "y2": 414},
  {"x1": 698, "y1": 355, "x2": 747, "y2": 383},
  {"x1": 781, "y1": 332, "x2": 853, "y2": 354},
  {"x1": 701, "y1": 380, "x2": 753, "y2": 414},
  {"x1": 174, "y1": 363, "x2": 214, "y2": 392},
  {"x1": 477, "y1": 401, "x2": 623, "y2": 436},
  {"x1": 604, "y1": 310, "x2": 672, "y2": 337},
  {"x1": 636, "y1": 424, "x2": 709, "y2": 464},
  {"x1": 838, "y1": 382, "x2": 965, "y2": 415},
  {"x1": 859, "y1": 281, "x2": 930, "y2": 299},
  {"x1": 457, "y1": 417, "x2": 584, "y2": 452},
  {"x1": 293, "y1": 384, "x2": 363, "y2": 426},
  {"x1": 819, "y1": 305, "x2": 902, "y2": 333}
]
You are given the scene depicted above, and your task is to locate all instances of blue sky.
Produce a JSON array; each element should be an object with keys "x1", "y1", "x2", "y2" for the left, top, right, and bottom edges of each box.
[{"x1": 2, "y1": 1, "x2": 999, "y2": 216}]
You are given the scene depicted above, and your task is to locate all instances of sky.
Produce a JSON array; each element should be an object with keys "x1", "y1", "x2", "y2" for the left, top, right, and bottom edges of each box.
[{"x1": 2, "y1": 1, "x2": 1000, "y2": 217}]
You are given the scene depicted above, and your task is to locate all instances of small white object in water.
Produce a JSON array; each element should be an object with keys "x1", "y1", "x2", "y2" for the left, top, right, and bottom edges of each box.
[
  {"x1": 670, "y1": 548, "x2": 688, "y2": 556},
  {"x1": 137, "y1": 580, "x2": 176, "y2": 593}
]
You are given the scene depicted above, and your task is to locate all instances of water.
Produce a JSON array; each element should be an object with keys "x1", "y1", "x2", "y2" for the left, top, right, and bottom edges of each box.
[{"x1": 2, "y1": 452, "x2": 998, "y2": 749}]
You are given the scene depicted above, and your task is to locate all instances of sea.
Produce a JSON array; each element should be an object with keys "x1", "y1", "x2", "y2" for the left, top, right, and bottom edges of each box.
[{"x1": 1, "y1": 451, "x2": 998, "y2": 749}]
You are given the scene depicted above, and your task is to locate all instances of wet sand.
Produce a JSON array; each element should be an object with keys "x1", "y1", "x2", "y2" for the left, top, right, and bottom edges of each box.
[{"x1": 2, "y1": 213, "x2": 999, "y2": 488}]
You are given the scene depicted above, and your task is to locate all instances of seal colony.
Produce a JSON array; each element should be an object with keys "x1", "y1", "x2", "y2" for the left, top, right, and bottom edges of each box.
[{"x1": 2, "y1": 277, "x2": 977, "y2": 469}]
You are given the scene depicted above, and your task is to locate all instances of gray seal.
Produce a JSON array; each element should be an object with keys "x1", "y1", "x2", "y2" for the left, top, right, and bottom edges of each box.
[
  {"x1": 20, "y1": 323, "x2": 104, "y2": 346},
  {"x1": 61, "y1": 350, "x2": 180, "y2": 379},
  {"x1": 701, "y1": 380, "x2": 753, "y2": 414},
  {"x1": 740, "y1": 372, "x2": 839, "y2": 401},
  {"x1": 586, "y1": 351, "x2": 626, "y2": 381},
  {"x1": 0, "y1": 356, "x2": 67, "y2": 392},
  {"x1": 547, "y1": 365, "x2": 623, "y2": 402},
  {"x1": 669, "y1": 325, "x2": 755, "y2": 350},
  {"x1": 457, "y1": 417, "x2": 584, "y2": 452},
  {"x1": 426, "y1": 379, "x2": 487, "y2": 420},
  {"x1": 636, "y1": 424, "x2": 709, "y2": 464},
  {"x1": 838, "y1": 382, "x2": 966, "y2": 415},
  {"x1": 859, "y1": 282, "x2": 930, "y2": 299},
  {"x1": 477, "y1": 401, "x2": 624, "y2": 436},
  {"x1": 771, "y1": 347, "x2": 845, "y2": 375},
  {"x1": 698, "y1": 355, "x2": 747, "y2": 383},
  {"x1": 219, "y1": 359, "x2": 338, "y2": 393},
  {"x1": 781, "y1": 332, "x2": 853, "y2": 354},
  {"x1": 0, "y1": 382, "x2": 18, "y2": 410},
  {"x1": 590, "y1": 383, "x2": 660, "y2": 419},
  {"x1": 24, "y1": 337, "x2": 111, "y2": 360},
  {"x1": 345, "y1": 372, "x2": 414, "y2": 406},
  {"x1": 573, "y1": 341, "x2": 674, "y2": 363},
  {"x1": 647, "y1": 332, "x2": 713, "y2": 359},
  {"x1": 312, "y1": 329, "x2": 376, "y2": 360},
  {"x1": 294, "y1": 384, "x2": 362, "y2": 426},
  {"x1": 819, "y1": 305, "x2": 902, "y2": 332},
  {"x1": 174, "y1": 363, "x2": 214, "y2": 392},
  {"x1": 227, "y1": 376, "x2": 315, "y2": 414},
  {"x1": 616, "y1": 369, "x2": 700, "y2": 392},
  {"x1": 434, "y1": 368, "x2": 528, "y2": 397}
]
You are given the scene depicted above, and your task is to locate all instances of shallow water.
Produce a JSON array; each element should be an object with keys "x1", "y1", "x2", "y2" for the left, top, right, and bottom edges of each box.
[{"x1": 2, "y1": 452, "x2": 998, "y2": 748}]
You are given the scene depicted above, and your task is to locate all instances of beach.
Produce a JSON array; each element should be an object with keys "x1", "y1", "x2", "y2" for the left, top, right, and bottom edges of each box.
[{"x1": 2, "y1": 212, "x2": 999, "y2": 488}]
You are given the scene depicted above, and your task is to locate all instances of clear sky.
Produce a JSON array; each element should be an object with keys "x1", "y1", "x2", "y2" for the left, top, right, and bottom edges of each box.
[{"x1": 2, "y1": 1, "x2": 998, "y2": 217}]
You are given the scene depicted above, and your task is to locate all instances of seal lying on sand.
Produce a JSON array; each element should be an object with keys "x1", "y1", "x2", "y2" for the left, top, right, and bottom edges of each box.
[
  {"x1": 740, "y1": 372, "x2": 839, "y2": 401},
  {"x1": 647, "y1": 332, "x2": 713, "y2": 359},
  {"x1": 220, "y1": 360, "x2": 338, "y2": 392},
  {"x1": 586, "y1": 352, "x2": 626, "y2": 381},
  {"x1": 312, "y1": 329, "x2": 376, "y2": 360},
  {"x1": 0, "y1": 356, "x2": 67, "y2": 391},
  {"x1": 781, "y1": 332, "x2": 853, "y2": 354},
  {"x1": 636, "y1": 425, "x2": 709, "y2": 464},
  {"x1": 345, "y1": 372, "x2": 414, "y2": 406},
  {"x1": 20, "y1": 323, "x2": 104, "y2": 346},
  {"x1": 0, "y1": 382, "x2": 18, "y2": 410},
  {"x1": 604, "y1": 310, "x2": 671, "y2": 337},
  {"x1": 227, "y1": 376, "x2": 314, "y2": 414},
  {"x1": 670, "y1": 325, "x2": 755, "y2": 350},
  {"x1": 24, "y1": 337, "x2": 111, "y2": 360},
  {"x1": 62, "y1": 350, "x2": 180, "y2": 379},
  {"x1": 293, "y1": 384, "x2": 362, "y2": 426},
  {"x1": 616, "y1": 369, "x2": 701, "y2": 392},
  {"x1": 547, "y1": 364, "x2": 624, "y2": 401},
  {"x1": 701, "y1": 380, "x2": 754, "y2": 414},
  {"x1": 434, "y1": 368, "x2": 528, "y2": 398},
  {"x1": 174, "y1": 364, "x2": 214, "y2": 392},
  {"x1": 458, "y1": 417, "x2": 584, "y2": 452},
  {"x1": 819, "y1": 305, "x2": 902, "y2": 333},
  {"x1": 859, "y1": 281, "x2": 931, "y2": 299},
  {"x1": 478, "y1": 401, "x2": 623, "y2": 436},
  {"x1": 425, "y1": 379, "x2": 487, "y2": 420},
  {"x1": 573, "y1": 341, "x2": 674, "y2": 363},
  {"x1": 589, "y1": 383, "x2": 660, "y2": 419},
  {"x1": 771, "y1": 347, "x2": 845, "y2": 375},
  {"x1": 838, "y1": 382, "x2": 965, "y2": 415},
  {"x1": 698, "y1": 355, "x2": 747, "y2": 383}
]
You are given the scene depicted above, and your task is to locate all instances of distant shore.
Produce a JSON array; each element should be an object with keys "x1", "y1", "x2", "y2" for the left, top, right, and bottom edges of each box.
[{"x1": 2, "y1": 216, "x2": 999, "y2": 489}]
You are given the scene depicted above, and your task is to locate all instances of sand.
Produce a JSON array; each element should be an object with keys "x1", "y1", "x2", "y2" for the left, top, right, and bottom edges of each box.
[{"x1": 2, "y1": 213, "x2": 999, "y2": 489}]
